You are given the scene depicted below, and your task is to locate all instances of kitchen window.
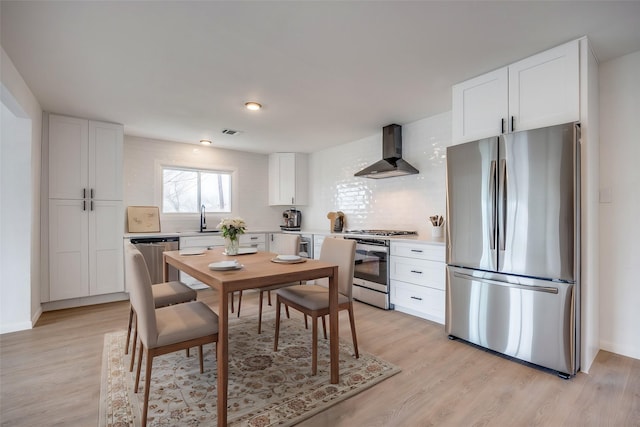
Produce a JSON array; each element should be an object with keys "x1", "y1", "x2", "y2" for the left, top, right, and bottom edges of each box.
[{"x1": 162, "y1": 166, "x2": 232, "y2": 213}]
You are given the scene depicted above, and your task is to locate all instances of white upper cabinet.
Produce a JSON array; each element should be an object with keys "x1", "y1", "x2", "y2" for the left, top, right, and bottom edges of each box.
[
  {"x1": 49, "y1": 115, "x2": 89, "y2": 199},
  {"x1": 452, "y1": 68, "x2": 508, "y2": 143},
  {"x1": 269, "y1": 153, "x2": 308, "y2": 206},
  {"x1": 508, "y1": 40, "x2": 579, "y2": 132},
  {"x1": 89, "y1": 121, "x2": 124, "y2": 201},
  {"x1": 452, "y1": 39, "x2": 579, "y2": 143},
  {"x1": 49, "y1": 114, "x2": 123, "y2": 201}
]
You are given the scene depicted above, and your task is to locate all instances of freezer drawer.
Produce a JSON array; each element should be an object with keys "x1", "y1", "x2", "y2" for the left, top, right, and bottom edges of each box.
[{"x1": 446, "y1": 266, "x2": 577, "y2": 375}]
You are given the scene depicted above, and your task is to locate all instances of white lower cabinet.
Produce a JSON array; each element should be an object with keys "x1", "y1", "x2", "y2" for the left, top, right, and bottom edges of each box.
[
  {"x1": 390, "y1": 241, "x2": 445, "y2": 324},
  {"x1": 49, "y1": 199, "x2": 123, "y2": 300},
  {"x1": 180, "y1": 233, "x2": 266, "y2": 251},
  {"x1": 240, "y1": 233, "x2": 266, "y2": 250}
]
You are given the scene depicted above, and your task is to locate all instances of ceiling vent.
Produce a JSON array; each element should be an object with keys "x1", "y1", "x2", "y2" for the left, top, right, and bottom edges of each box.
[{"x1": 221, "y1": 129, "x2": 240, "y2": 135}]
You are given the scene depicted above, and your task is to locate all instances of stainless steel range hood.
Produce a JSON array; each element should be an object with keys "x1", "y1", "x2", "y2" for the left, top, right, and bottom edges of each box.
[{"x1": 354, "y1": 124, "x2": 419, "y2": 179}]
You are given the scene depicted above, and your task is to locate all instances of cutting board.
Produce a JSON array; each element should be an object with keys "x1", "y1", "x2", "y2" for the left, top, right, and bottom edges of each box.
[{"x1": 127, "y1": 206, "x2": 161, "y2": 233}]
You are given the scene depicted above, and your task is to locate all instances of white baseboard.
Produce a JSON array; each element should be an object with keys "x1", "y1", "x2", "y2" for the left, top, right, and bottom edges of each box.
[
  {"x1": 600, "y1": 339, "x2": 640, "y2": 361},
  {"x1": 42, "y1": 292, "x2": 130, "y2": 312}
]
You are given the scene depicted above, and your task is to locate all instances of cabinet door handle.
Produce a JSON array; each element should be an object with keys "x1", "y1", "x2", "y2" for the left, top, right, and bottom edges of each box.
[
  {"x1": 410, "y1": 296, "x2": 423, "y2": 301},
  {"x1": 90, "y1": 188, "x2": 94, "y2": 199},
  {"x1": 501, "y1": 118, "x2": 505, "y2": 134},
  {"x1": 83, "y1": 200, "x2": 86, "y2": 211},
  {"x1": 90, "y1": 200, "x2": 94, "y2": 211},
  {"x1": 82, "y1": 188, "x2": 86, "y2": 199},
  {"x1": 410, "y1": 249, "x2": 423, "y2": 253},
  {"x1": 511, "y1": 116, "x2": 515, "y2": 132},
  {"x1": 411, "y1": 270, "x2": 423, "y2": 274},
  {"x1": 291, "y1": 197, "x2": 294, "y2": 204},
  {"x1": 250, "y1": 236, "x2": 258, "y2": 240}
]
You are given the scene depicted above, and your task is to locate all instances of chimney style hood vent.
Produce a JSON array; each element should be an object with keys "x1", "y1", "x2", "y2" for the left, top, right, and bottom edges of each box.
[{"x1": 354, "y1": 124, "x2": 419, "y2": 179}]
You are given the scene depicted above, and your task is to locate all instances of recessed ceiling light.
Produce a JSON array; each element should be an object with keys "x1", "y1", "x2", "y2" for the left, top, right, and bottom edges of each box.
[
  {"x1": 245, "y1": 102, "x2": 262, "y2": 111},
  {"x1": 200, "y1": 139, "x2": 212, "y2": 145}
]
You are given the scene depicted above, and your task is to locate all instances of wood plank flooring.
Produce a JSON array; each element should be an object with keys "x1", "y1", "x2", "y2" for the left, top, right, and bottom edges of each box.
[{"x1": 1, "y1": 289, "x2": 638, "y2": 426}]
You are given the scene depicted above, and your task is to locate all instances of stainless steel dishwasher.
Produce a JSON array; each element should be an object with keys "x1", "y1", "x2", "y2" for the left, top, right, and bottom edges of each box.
[{"x1": 129, "y1": 237, "x2": 179, "y2": 284}]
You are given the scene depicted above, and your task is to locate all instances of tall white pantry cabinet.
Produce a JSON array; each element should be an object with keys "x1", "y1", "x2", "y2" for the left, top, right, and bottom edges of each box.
[{"x1": 47, "y1": 114, "x2": 124, "y2": 301}]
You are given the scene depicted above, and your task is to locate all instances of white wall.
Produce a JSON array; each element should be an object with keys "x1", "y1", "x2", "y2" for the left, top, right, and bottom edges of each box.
[
  {"x1": 598, "y1": 50, "x2": 640, "y2": 360},
  {"x1": 0, "y1": 47, "x2": 42, "y2": 333},
  {"x1": 124, "y1": 136, "x2": 283, "y2": 232},
  {"x1": 306, "y1": 112, "x2": 452, "y2": 237}
]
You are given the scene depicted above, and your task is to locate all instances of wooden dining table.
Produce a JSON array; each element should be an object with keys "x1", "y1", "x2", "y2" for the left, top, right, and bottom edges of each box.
[{"x1": 163, "y1": 247, "x2": 340, "y2": 427}]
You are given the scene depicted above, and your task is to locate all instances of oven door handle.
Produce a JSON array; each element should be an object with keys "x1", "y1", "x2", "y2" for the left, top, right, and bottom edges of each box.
[{"x1": 355, "y1": 243, "x2": 389, "y2": 253}]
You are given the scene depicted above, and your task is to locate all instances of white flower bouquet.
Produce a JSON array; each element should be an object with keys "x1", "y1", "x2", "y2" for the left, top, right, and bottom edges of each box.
[{"x1": 217, "y1": 217, "x2": 246, "y2": 240}]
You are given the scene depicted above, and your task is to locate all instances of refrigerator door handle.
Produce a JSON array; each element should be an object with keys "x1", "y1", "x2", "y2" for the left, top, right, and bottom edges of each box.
[
  {"x1": 499, "y1": 158, "x2": 507, "y2": 251},
  {"x1": 489, "y1": 160, "x2": 497, "y2": 250},
  {"x1": 453, "y1": 271, "x2": 559, "y2": 294}
]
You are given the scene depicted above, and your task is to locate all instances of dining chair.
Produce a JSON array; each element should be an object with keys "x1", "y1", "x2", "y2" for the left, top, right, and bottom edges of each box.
[
  {"x1": 125, "y1": 243, "x2": 219, "y2": 426},
  {"x1": 125, "y1": 280, "x2": 197, "y2": 354},
  {"x1": 124, "y1": 245, "x2": 197, "y2": 373},
  {"x1": 274, "y1": 237, "x2": 359, "y2": 375},
  {"x1": 236, "y1": 233, "x2": 301, "y2": 333}
]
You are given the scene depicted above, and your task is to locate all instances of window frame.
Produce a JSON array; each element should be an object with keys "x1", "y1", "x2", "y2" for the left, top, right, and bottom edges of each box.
[{"x1": 160, "y1": 164, "x2": 234, "y2": 215}]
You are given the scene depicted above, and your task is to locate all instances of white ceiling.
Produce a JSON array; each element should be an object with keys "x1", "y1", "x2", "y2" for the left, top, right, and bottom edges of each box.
[{"x1": 2, "y1": 1, "x2": 640, "y2": 154}]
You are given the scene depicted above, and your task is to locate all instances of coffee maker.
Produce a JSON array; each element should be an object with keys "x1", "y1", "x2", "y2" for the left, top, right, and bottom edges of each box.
[{"x1": 281, "y1": 208, "x2": 302, "y2": 231}]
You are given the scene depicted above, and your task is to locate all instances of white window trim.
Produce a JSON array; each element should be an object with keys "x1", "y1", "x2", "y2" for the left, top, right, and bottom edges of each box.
[{"x1": 154, "y1": 159, "x2": 238, "y2": 218}]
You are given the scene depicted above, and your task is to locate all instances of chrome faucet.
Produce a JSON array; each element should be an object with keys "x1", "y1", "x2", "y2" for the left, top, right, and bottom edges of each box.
[{"x1": 200, "y1": 204, "x2": 206, "y2": 231}]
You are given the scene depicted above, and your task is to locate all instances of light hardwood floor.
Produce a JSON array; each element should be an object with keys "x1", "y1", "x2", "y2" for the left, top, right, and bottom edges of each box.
[{"x1": 1, "y1": 289, "x2": 639, "y2": 426}]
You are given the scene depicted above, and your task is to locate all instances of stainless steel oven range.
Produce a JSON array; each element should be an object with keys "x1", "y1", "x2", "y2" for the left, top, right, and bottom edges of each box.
[
  {"x1": 345, "y1": 237, "x2": 392, "y2": 309},
  {"x1": 344, "y1": 230, "x2": 417, "y2": 309}
]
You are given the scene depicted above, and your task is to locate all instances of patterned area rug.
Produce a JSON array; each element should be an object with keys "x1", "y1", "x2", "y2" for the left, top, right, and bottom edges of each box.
[{"x1": 99, "y1": 313, "x2": 400, "y2": 426}]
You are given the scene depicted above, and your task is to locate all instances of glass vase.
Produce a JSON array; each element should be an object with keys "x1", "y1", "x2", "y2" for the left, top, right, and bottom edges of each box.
[{"x1": 225, "y1": 237, "x2": 239, "y2": 255}]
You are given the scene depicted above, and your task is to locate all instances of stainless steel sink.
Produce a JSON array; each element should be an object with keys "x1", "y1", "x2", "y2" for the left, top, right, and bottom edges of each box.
[{"x1": 199, "y1": 229, "x2": 221, "y2": 233}]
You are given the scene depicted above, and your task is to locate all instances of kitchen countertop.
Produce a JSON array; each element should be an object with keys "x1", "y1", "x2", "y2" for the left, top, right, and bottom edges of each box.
[
  {"x1": 124, "y1": 229, "x2": 445, "y2": 245},
  {"x1": 123, "y1": 229, "x2": 279, "y2": 239},
  {"x1": 283, "y1": 229, "x2": 445, "y2": 245}
]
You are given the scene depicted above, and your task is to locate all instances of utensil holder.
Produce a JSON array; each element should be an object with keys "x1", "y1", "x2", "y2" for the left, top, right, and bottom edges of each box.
[{"x1": 431, "y1": 226, "x2": 444, "y2": 238}]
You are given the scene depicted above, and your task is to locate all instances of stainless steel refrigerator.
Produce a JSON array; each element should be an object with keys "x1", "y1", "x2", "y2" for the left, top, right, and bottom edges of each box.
[{"x1": 445, "y1": 122, "x2": 580, "y2": 377}]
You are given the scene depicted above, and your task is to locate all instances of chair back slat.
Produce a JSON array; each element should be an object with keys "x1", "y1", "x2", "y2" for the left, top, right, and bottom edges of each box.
[
  {"x1": 124, "y1": 243, "x2": 159, "y2": 347},
  {"x1": 271, "y1": 233, "x2": 300, "y2": 256},
  {"x1": 319, "y1": 238, "x2": 356, "y2": 299}
]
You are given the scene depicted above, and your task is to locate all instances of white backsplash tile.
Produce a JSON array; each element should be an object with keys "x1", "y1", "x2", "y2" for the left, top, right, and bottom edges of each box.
[{"x1": 306, "y1": 111, "x2": 453, "y2": 236}]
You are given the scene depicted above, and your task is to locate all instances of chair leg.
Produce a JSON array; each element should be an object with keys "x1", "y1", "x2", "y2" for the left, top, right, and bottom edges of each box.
[
  {"x1": 348, "y1": 304, "x2": 359, "y2": 358},
  {"x1": 186, "y1": 348, "x2": 190, "y2": 357},
  {"x1": 267, "y1": 290, "x2": 272, "y2": 306},
  {"x1": 125, "y1": 305, "x2": 134, "y2": 355},
  {"x1": 274, "y1": 298, "x2": 281, "y2": 351},
  {"x1": 258, "y1": 291, "x2": 265, "y2": 334},
  {"x1": 321, "y1": 315, "x2": 327, "y2": 339},
  {"x1": 237, "y1": 290, "x2": 243, "y2": 318},
  {"x1": 285, "y1": 305, "x2": 290, "y2": 319},
  {"x1": 304, "y1": 314, "x2": 308, "y2": 329},
  {"x1": 312, "y1": 315, "x2": 318, "y2": 376},
  {"x1": 230, "y1": 291, "x2": 235, "y2": 313},
  {"x1": 198, "y1": 345, "x2": 204, "y2": 373},
  {"x1": 129, "y1": 326, "x2": 138, "y2": 372},
  {"x1": 134, "y1": 341, "x2": 144, "y2": 392},
  {"x1": 141, "y1": 349, "x2": 153, "y2": 426}
]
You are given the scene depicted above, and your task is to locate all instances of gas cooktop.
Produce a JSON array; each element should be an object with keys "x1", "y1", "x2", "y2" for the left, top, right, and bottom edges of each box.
[{"x1": 344, "y1": 229, "x2": 417, "y2": 236}]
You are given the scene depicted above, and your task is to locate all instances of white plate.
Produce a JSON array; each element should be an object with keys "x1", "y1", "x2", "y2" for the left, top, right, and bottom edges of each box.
[
  {"x1": 208, "y1": 261, "x2": 242, "y2": 271},
  {"x1": 276, "y1": 254, "x2": 301, "y2": 261},
  {"x1": 179, "y1": 248, "x2": 206, "y2": 256},
  {"x1": 223, "y1": 247, "x2": 258, "y2": 255},
  {"x1": 271, "y1": 257, "x2": 307, "y2": 264}
]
